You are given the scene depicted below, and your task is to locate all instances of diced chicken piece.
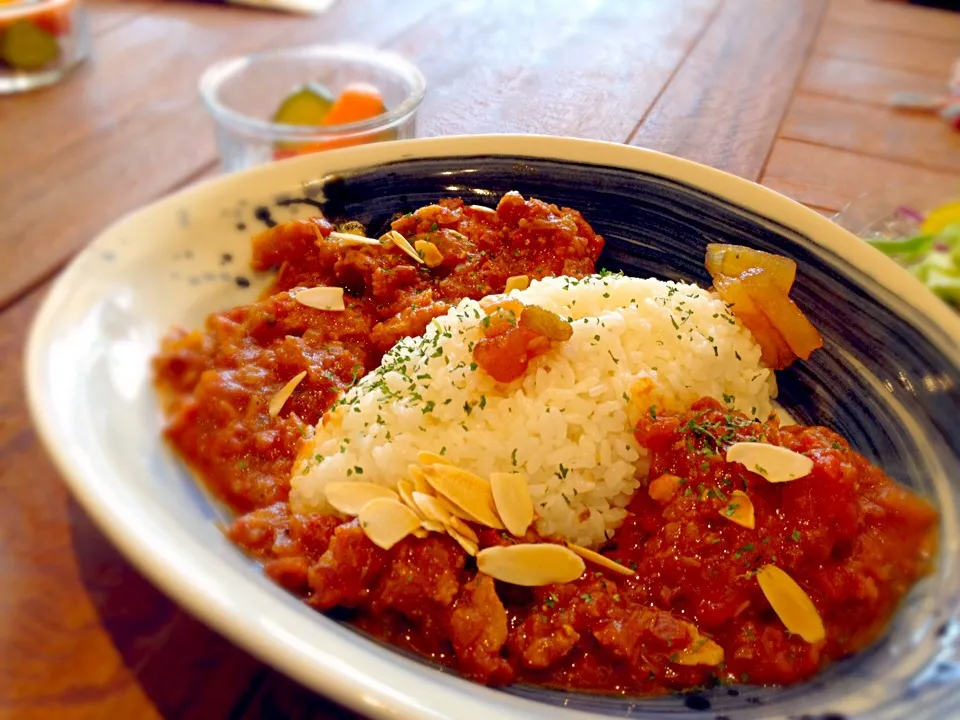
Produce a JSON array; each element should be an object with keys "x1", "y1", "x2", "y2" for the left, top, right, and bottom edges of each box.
[
  {"x1": 307, "y1": 521, "x2": 389, "y2": 610},
  {"x1": 227, "y1": 502, "x2": 293, "y2": 559},
  {"x1": 289, "y1": 513, "x2": 342, "y2": 562},
  {"x1": 264, "y1": 556, "x2": 310, "y2": 594},
  {"x1": 513, "y1": 616, "x2": 581, "y2": 670},
  {"x1": 370, "y1": 536, "x2": 465, "y2": 623},
  {"x1": 370, "y1": 299, "x2": 452, "y2": 353},
  {"x1": 593, "y1": 607, "x2": 697, "y2": 663},
  {"x1": 448, "y1": 574, "x2": 514, "y2": 684}
]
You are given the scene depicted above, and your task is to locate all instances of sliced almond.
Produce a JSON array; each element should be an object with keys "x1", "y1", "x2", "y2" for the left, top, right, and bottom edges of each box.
[
  {"x1": 417, "y1": 451, "x2": 453, "y2": 467},
  {"x1": 756, "y1": 564, "x2": 826, "y2": 643},
  {"x1": 505, "y1": 275, "x2": 530, "y2": 293},
  {"x1": 674, "y1": 635, "x2": 724, "y2": 667},
  {"x1": 432, "y1": 493, "x2": 476, "y2": 524},
  {"x1": 414, "y1": 240, "x2": 444, "y2": 268},
  {"x1": 447, "y1": 528, "x2": 479, "y2": 557},
  {"x1": 720, "y1": 489, "x2": 755, "y2": 529},
  {"x1": 327, "y1": 231, "x2": 383, "y2": 247},
  {"x1": 421, "y1": 464, "x2": 504, "y2": 530},
  {"x1": 268, "y1": 370, "x2": 307, "y2": 417},
  {"x1": 477, "y1": 543, "x2": 585, "y2": 586},
  {"x1": 412, "y1": 491, "x2": 452, "y2": 524},
  {"x1": 566, "y1": 543, "x2": 635, "y2": 577},
  {"x1": 324, "y1": 482, "x2": 399, "y2": 516},
  {"x1": 396, "y1": 480, "x2": 424, "y2": 518},
  {"x1": 383, "y1": 230, "x2": 424, "y2": 264},
  {"x1": 358, "y1": 498, "x2": 421, "y2": 550},
  {"x1": 446, "y1": 516, "x2": 479, "y2": 544},
  {"x1": 408, "y1": 464, "x2": 431, "y2": 494},
  {"x1": 294, "y1": 286, "x2": 346, "y2": 311},
  {"x1": 420, "y1": 519, "x2": 445, "y2": 533},
  {"x1": 490, "y1": 472, "x2": 534, "y2": 537},
  {"x1": 726, "y1": 442, "x2": 813, "y2": 483}
]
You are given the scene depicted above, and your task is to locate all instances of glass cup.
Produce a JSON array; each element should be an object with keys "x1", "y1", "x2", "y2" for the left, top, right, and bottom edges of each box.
[
  {"x1": 199, "y1": 44, "x2": 426, "y2": 173},
  {"x1": 0, "y1": 0, "x2": 91, "y2": 94},
  {"x1": 832, "y1": 182, "x2": 960, "y2": 240}
]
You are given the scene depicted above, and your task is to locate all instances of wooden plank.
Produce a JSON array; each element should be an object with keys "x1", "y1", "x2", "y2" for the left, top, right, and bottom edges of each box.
[
  {"x1": 630, "y1": 0, "x2": 828, "y2": 180},
  {"x1": 828, "y1": 0, "x2": 960, "y2": 42},
  {"x1": 0, "y1": 0, "x2": 445, "y2": 310},
  {"x1": 801, "y1": 56, "x2": 947, "y2": 106},
  {"x1": 780, "y1": 93, "x2": 960, "y2": 173},
  {"x1": 387, "y1": 0, "x2": 719, "y2": 141},
  {"x1": 86, "y1": 0, "x2": 155, "y2": 36},
  {"x1": 815, "y1": 18, "x2": 960, "y2": 76},
  {"x1": 761, "y1": 138, "x2": 960, "y2": 213},
  {"x1": 0, "y1": 287, "x2": 268, "y2": 719}
]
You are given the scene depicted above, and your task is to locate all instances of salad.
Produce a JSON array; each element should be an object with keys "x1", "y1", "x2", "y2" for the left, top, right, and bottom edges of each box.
[{"x1": 864, "y1": 199, "x2": 960, "y2": 308}]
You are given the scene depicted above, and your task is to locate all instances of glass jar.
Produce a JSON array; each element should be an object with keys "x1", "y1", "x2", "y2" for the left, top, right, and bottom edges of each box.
[
  {"x1": 199, "y1": 44, "x2": 426, "y2": 173},
  {"x1": 0, "y1": 0, "x2": 91, "y2": 94}
]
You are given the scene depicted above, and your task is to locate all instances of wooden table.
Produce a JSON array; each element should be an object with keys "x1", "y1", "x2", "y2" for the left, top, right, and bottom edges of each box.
[{"x1": 2, "y1": 0, "x2": 959, "y2": 717}]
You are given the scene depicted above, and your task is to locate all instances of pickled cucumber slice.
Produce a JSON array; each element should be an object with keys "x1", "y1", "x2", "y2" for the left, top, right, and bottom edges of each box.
[
  {"x1": 272, "y1": 83, "x2": 335, "y2": 126},
  {"x1": 0, "y1": 20, "x2": 60, "y2": 71}
]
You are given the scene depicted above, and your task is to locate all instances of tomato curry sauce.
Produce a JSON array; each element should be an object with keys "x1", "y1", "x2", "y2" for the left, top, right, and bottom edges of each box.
[{"x1": 154, "y1": 193, "x2": 937, "y2": 697}]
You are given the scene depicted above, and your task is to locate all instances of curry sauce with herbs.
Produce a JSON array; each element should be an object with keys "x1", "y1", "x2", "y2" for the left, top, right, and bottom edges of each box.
[{"x1": 154, "y1": 192, "x2": 937, "y2": 696}]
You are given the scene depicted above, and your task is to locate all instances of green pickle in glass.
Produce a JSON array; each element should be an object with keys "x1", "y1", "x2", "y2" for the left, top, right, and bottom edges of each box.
[{"x1": 0, "y1": 0, "x2": 91, "y2": 94}]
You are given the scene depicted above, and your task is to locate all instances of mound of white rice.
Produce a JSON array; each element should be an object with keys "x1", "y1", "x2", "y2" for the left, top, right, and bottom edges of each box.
[{"x1": 290, "y1": 273, "x2": 776, "y2": 548}]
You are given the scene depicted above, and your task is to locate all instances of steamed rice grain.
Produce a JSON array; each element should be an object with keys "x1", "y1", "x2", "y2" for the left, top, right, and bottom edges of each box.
[{"x1": 290, "y1": 274, "x2": 776, "y2": 548}]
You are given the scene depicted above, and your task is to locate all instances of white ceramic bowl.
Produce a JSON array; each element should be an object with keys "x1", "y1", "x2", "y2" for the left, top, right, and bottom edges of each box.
[{"x1": 26, "y1": 136, "x2": 960, "y2": 720}]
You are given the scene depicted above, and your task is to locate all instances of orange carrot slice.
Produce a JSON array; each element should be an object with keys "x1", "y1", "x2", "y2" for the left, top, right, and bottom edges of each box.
[{"x1": 321, "y1": 82, "x2": 386, "y2": 126}]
